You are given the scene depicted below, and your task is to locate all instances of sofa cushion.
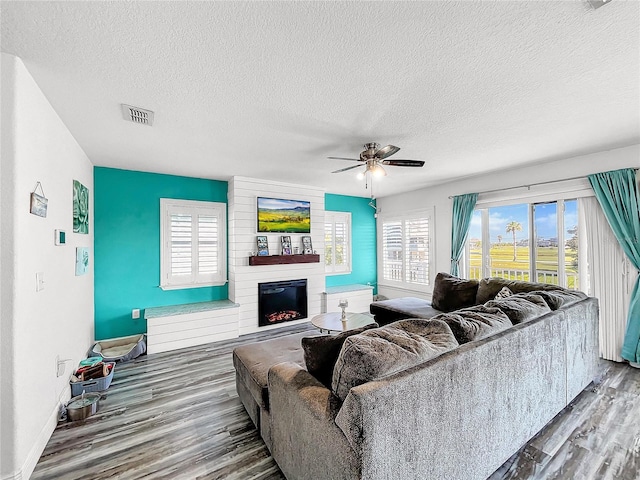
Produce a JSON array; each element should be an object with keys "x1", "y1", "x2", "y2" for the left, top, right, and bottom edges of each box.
[
  {"x1": 302, "y1": 323, "x2": 378, "y2": 388},
  {"x1": 530, "y1": 289, "x2": 588, "y2": 311},
  {"x1": 232, "y1": 330, "x2": 317, "y2": 410},
  {"x1": 484, "y1": 293, "x2": 551, "y2": 324},
  {"x1": 369, "y1": 297, "x2": 441, "y2": 326},
  {"x1": 431, "y1": 272, "x2": 479, "y2": 312},
  {"x1": 476, "y1": 277, "x2": 563, "y2": 305},
  {"x1": 432, "y1": 305, "x2": 512, "y2": 344},
  {"x1": 331, "y1": 319, "x2": 458, "y2": 401}
]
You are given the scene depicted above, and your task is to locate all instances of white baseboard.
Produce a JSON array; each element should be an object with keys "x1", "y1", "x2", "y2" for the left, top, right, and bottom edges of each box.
[
  {"x1": 2, "y1": 389, "x2": 70, "y2": 480},
  {"x1": 1, "y1": 471, "x2": 23, "y2": 480}
]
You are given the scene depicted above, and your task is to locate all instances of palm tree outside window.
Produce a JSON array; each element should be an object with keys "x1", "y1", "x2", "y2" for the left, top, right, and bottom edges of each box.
[{"x1": 466, "y1": 200, "x2": 580, "y2": 289}]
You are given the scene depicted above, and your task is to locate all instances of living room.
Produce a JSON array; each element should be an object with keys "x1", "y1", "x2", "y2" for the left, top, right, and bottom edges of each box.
[{"x1": 1, "y1": 1, "x2": 639, "y2": 479}]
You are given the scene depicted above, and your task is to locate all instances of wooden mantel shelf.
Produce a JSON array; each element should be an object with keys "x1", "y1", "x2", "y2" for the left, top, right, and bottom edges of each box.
[{"x1": 249, "y1": 254, "x2": 320, "y2": 266}]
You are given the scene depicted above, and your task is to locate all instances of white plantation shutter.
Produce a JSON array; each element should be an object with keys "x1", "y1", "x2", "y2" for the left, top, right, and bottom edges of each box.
[
  {"x1": 380, "y1": 213, "x2": 431, "y2": 287},
  {"x1": 325, "y1": 222, "x2": 333, "y2": 266},
  {"x1": 382, "y1": 221, "x2": 403, "y2": 281},
  {"x1": 325, "y1": 212, "x2": 351, "y2": 273},
  {"x1": 170, "y1": 213, "x2": 193, "y2": 276},
  {"x1": 405, "y1": 218, "x2": 429, "y2": 284},
  {"x1": 197, "y1": 214, "x2": 218, "y2": 278},
  {"x1": 334, "y1": 219, "x2": 348, "y2": 270},
  {"x1": 161, "y1": 199, "x2": 226, "y2": 289}
]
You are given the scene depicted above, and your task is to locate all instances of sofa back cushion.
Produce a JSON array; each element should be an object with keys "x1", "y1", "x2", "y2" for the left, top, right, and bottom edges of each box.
[
  {"x1": 302, "y1": 323, "x2": 378, "y2": 388},
  {"x1": 431, "y1": 272, "x2": 479, "y2": 312},
  {"x1": 476, "y1": 277, "x2": 563, "y2": 305},
  {"x1": 432, "y1": 305, "x2": 512, "y2": 344},
  {"x1": 484, "y1": 293, "x2": 551, "y2": 324},
  {"x1": 331, "y1": 319, "x2": 458, "y2": 401},
  {"x1": 529, "y1": 289, "x2": 588, "y2": 311}
]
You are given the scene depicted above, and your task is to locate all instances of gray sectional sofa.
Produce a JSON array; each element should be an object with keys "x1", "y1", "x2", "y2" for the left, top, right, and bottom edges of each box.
[{"x1": 233, "y1": 274, "x2": 599, "y2": 480}]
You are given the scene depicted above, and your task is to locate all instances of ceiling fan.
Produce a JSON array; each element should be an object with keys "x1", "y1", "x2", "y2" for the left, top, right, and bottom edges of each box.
[{"x1": 328, "y1": 143, "x2": 425, "y2": 177}]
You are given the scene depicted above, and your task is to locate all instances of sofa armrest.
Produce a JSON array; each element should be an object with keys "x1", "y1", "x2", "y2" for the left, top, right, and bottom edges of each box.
[{"x1": 268, "y1": 362, "x2": 361, "y2": 480}]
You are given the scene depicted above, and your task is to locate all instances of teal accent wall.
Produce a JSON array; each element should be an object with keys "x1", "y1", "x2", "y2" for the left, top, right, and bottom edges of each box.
[
  {"x1": 94, "y1": 167, "x2": 228, "y2": 340},
  {"x1": 325, "y1": 194, "x2": 377, "y2": 292}
]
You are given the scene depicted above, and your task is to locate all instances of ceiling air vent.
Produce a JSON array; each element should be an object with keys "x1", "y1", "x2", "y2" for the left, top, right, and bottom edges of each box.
[{"x1": 122, "y1": 104, "x2": 154, "y2": 126}]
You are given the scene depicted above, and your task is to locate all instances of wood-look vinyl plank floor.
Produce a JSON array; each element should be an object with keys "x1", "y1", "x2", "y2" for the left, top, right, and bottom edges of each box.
[{"x1": 32, "y1": 323, "x2": 640, "y2": 480}]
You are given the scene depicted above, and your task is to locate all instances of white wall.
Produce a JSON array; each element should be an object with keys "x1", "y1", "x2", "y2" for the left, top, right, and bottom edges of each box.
[
  {"x1": 377, "y1": 144, "x2": 640, "y2": 299},
  {"x1": 229, "y1": 177, "x2": 325, "y2": 335},
  {"x1": 0, "y1": 53, "x2": 94, "y2": 480}
]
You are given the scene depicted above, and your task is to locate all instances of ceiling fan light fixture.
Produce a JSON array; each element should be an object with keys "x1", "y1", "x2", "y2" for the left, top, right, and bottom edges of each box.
[
  {"x1": 372, "y1": 164, "x2": 387, "y2": 177},
  {"x1": 328, "y1": 142, "x2": 423, "y2": 189}
]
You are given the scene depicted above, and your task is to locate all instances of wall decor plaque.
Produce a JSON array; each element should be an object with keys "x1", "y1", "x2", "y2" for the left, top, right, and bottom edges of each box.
[{"x1": 30, "y1": 182, "x2": 48, "y2": 218}]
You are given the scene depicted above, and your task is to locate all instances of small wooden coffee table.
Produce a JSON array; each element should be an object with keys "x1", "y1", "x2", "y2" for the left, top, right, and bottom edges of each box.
[{"x1": 311, "y1": 312, "x2": 374, "y2": 334}]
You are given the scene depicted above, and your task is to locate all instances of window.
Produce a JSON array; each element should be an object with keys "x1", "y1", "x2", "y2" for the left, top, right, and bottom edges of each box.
[
  {"x1": 466, "y1": 199, "x2": 580, "y2": 290},
  {"x1": 380, "y1": 212, "x2": 431, "y2": 288},
  {"x1": 160, "y1": 199, "x2": 227, "y2": 290},
  {"x1": 325, "y1": 211, "x2": 351, "y2": 274}
]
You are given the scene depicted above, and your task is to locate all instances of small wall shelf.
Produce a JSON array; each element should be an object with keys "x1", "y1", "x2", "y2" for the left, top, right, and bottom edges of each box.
[{"x1": 249, "y1": 254, "x2": 320, "y2": 266}]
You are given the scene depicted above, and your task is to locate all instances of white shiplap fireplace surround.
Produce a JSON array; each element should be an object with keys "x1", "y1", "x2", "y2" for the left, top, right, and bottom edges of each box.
[{"x1": 228, "y1": 177, "x2": 326, "y2": 336}]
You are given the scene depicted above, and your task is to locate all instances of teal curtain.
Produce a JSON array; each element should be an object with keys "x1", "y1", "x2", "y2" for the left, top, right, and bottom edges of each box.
[
  {"x1": 588, "y1": 168, "x2": 640, "y2": 363},
  {"x1": 450, "y1": 193, "x2": 479, "y2": 277}
]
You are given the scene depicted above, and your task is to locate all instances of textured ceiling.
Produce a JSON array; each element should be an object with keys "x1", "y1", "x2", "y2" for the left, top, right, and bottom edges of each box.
[{"x1": 2, "y1": 1, "x2": 639, "y2": 198}]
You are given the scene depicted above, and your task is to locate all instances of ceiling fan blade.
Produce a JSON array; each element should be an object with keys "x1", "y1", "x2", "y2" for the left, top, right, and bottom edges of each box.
[
  {"x1": 327, "y1": 156, "x2": 361, "y2": 162},
  {"x1": 381, "y1": 159, "x2": 425, "y2": 167},
  {"x1": 375, "y1": 145, "x2": 400, "y2": 160},
  {"x1": 331, "y1": 164, "x2": 363, "y2": 174}
]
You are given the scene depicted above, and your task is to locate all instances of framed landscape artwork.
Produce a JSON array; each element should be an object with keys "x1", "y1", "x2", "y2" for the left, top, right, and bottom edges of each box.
[{"x1": 257, "y1": 197, "x2": 310, "y2": 233}]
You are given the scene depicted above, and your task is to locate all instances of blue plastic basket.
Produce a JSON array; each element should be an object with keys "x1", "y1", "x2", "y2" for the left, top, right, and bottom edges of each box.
[{"x1": 70, "y1": 362, "x2": 115, "y2": 396}]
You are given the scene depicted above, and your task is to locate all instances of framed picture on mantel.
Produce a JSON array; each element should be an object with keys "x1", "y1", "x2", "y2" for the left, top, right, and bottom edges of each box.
[
  {"x1": 301, "y1": 235, "x2": 313, "y2": 254},
  {"x1": 257, "y1": 236, "x2": 269, "y2": 256},
  {"x1": 281, "y1": 236, "x2": 292, "y2": 255}
]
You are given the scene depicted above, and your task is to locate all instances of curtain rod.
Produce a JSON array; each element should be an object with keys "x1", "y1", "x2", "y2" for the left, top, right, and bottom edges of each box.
[{"x1": 447, "y1": 174, "x2": 590, "y2": 200}]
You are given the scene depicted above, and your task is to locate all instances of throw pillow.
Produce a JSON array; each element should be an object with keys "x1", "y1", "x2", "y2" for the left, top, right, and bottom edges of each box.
[
  {"x1": 484, "y1": 293, "x2": 551, "y2": 324},
  {"x1": 331, "y1": 319, "x2": 458, "y2": 401},
  {"x1": 494, "y1": 286, "x2": 513, "y2": 300},
  {"x1": 302, "y1": 323, "x2": 378, "y2": 389},
  {"x1": 432, "y1": 305, "x2": 512, "y2": 344},
  {"x1": 431, "y1": 272, "x2": 479, "y2": 312},
  {"x1": 529, "y1": 289, "x2": 587, "y2": 311},
  {"x1": 476, "y1": 277, "x2": 563, "y2": 305}
]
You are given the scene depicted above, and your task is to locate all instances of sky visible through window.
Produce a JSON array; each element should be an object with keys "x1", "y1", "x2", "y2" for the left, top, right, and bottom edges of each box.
[{"x1": 469, "y1": 201, "x2": 578, "y2": 243}]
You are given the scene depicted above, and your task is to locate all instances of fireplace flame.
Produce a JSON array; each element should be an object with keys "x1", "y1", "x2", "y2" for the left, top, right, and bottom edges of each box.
[{"x1": 266, "y1": 310, "x2": 302, "y2": 323}]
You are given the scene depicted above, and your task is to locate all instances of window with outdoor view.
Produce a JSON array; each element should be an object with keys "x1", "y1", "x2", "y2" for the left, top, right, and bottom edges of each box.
[
  {"x1": 380, "y1": 213, "x2": 431, "y2": 288},
  {"x1": 466, "y1": 199, "x2": 579, "y2": 289}
]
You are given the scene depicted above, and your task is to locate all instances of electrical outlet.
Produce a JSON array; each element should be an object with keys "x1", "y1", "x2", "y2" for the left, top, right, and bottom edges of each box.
[
  {"x1": 36, "y1": 272, "x2": 45, "y2": 291},
  {"x1": 56, "y1": 356, "x2": 71, "y2": 378},
  {"x1": 132, "y1": 308, "x2": 140, "y2": 319},
  {"x1": 55, "y1": 355, "x2": 65, "y2": 377}
]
